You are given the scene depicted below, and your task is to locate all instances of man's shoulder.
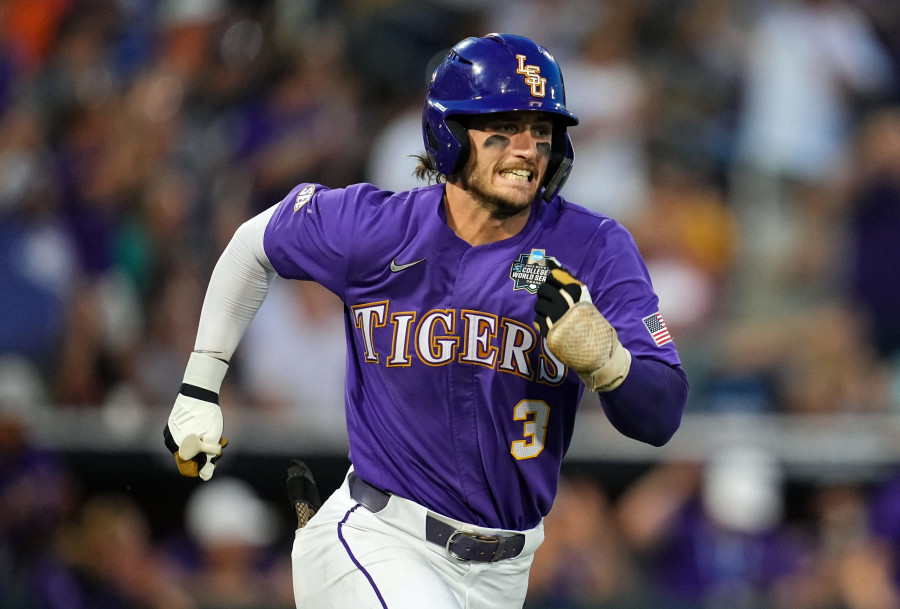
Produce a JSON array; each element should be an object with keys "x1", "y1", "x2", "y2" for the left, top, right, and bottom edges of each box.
[
  {"x1": 317, "y1": 181, "x2": 442, "y2": 211},
  {"x1": 544, "y1": 195, "x2": 626, "y2": 236},
  {"x1": 274, "y1": 182, "x2": 441, "y2": 225},
  {"x1": 537, "y1": 196, "x2": 644, "y2": 276}
]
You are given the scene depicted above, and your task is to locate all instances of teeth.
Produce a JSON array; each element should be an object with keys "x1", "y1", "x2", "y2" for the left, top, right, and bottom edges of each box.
[{"x1": 501, "y1": 169, "x2": 531, "y2": 181}]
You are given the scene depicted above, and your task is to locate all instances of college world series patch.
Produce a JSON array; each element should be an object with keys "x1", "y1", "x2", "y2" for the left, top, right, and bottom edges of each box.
[{"x1": 509, "y1": 249, "x2": 551, "y2": 294}]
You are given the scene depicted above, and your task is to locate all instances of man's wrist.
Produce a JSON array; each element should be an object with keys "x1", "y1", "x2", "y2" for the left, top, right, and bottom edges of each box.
[
  {"x1": 182, "y1": 352, "x2": 229, "y2": 394},
  {"x1": 580, "y1": 346, "x2": 632, "y2": 392}
]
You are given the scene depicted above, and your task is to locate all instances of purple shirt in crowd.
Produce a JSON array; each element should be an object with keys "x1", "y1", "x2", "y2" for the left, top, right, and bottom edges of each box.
[
  {"x1": 870, "y1": 471, "x2": 900, "y2": 587},
  {"x1": 652, "y1": 500, "x2": 808, "y2": 605},
  {"x1": 263, "y1": 182, "x2": 686, "y2": 529}
]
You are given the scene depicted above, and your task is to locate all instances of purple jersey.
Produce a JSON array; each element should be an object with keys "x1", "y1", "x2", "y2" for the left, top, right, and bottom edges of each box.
[{"x1": 263, "y1": 182, "x2": 681, "y2": 529}]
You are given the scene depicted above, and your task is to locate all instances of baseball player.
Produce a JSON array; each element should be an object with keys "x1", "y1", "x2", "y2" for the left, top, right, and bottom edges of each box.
[{"x1": 164, "y1": 33, "x2": 688, "y2": 609}]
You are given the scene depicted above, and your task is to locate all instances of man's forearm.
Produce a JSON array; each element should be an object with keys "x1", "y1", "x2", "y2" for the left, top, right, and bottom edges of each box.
[
  {"x1": 194, "y1": 205, "x2": 278, "y2": 359},
  {"x1": 599, "y1": 357, "x2": 688, "y2": 447},
  {"x1": 163, "y1": 205, "x2": 279, "y2": 481}
]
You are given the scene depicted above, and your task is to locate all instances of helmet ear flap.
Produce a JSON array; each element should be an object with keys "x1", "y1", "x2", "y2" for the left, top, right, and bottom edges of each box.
[
  {"x1": 542, "y1": 132, "x2": 574, "y2": 201},
  {"x1": 423, "y1": 114, "x2": 471, "y2": 176},
  {"x1": 426, "y1": 124, "x2": 440, "y2": 153},
  {"x1": 446, "y1": 118, "x2": 470, "y2": 175}
]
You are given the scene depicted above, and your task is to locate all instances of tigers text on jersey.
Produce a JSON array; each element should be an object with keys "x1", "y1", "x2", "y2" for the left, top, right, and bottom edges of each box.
[{"x1": 263, "y1": 182, "x2": 680, "y2": 530}]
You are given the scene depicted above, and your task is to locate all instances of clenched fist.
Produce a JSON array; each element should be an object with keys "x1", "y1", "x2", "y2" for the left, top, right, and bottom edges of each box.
[
  {"x1": 163, "y1": 353, "x2": 229, "y2": 480},
  {"x1": 534, "y1": 259, "x2": 631, "y2": 392}
]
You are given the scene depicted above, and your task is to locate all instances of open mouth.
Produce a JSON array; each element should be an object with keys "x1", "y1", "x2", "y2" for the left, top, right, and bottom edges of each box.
[{"x1": 498, "y1": 168, "x2": 533, "y2": 182}]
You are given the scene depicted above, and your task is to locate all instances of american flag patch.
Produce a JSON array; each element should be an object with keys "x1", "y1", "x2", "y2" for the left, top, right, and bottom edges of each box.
[{"x1": 642, "y1": 312, "x2": 672, "y2": 346}]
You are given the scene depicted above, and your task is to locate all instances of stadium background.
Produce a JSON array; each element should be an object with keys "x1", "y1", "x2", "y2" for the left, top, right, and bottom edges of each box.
[{"x1": 1, "y1": 0, "x2": 900, "y2": 607}]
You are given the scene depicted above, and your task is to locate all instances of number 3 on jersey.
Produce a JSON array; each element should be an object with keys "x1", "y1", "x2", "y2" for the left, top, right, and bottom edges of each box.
[{"x1": 511, "y1": 400, "x2": 550, "y2": 460}]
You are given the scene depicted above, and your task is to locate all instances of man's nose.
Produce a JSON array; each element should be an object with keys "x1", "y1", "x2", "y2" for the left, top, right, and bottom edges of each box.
[{"x1": 508, "y1": 131, "x2": 539, "y2": 157}]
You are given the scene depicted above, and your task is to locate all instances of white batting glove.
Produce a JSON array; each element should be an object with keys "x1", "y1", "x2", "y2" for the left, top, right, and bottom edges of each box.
[
  {"x1": 163, "y1": 352, "x2": 229, "y2": 481},
  {"x1": 534, "y1": 259, "x2": 632, "y2": 392}
]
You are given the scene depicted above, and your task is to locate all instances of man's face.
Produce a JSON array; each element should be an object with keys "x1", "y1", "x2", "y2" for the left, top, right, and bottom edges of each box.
[{"x1": 458, "y1": 111, "x2": 554, "y2": 219}]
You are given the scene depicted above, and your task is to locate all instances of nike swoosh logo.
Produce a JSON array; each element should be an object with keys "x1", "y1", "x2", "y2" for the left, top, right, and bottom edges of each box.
[{"x1": 390, "y1": 257, "x2": 425, "y2": 272}]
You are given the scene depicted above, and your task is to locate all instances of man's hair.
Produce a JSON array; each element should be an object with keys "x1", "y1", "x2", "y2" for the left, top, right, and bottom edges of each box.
[{"x1": 412, "y1": 153, "x2": 447, "y2": 184}]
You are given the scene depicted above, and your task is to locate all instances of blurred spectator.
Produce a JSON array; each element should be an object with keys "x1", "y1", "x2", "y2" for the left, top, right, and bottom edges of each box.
[
  {"x1": 560, "y1": 8, "x2": 652, "y2": 224},
  {"x1": 365, "y1": 98, "x2": 429, "y2": 193},
  {"x1": 0, "y1": 0, "x2": 73, "y2": 76},
  {"x1": 853, "y1": 0, "x2": 900, "y2": 100},
  {"x1": 153, "y1": 0, "x2": 228, "y2": 88},
  {"x1": 705, "y1": 302, "x2": 892, "y2": 414},
  {"x1": 181, "y1": 476, "x2": 294, "y2": 609},
  {"x1": 52, "y1": 273, "x2": 143, "y2": 407},
  {"x1": 729, "y1": 0, "x2": 893, "y2": 305},
  {"x1": 863, "y1": 470, "x2": 900, "y2": 607},
  {"x1": 628, "y1": 162, "x2": 738, "y2": 338},
  {"x1": 241, "y1": 280, "x2": 347, "y2": 434},
  {"x1": 617, "y1": 446, "x2": 811, "y2": 609},
  {"x1": 844, "y1": 107, "x2": 900, "y2": 362},
  {"x1": 0, "y1": 104, "x2": 76, "y2": 363},
  {"x1": 31, "y1": 494, "x2": 195, "y2": 609},
  {"x1": 733, "y1": 0, "x2": 892, "y2": 183},
  {"x1": 114, "y1": 165, "x2": 202, "y2": 297},
  {"x1": 342, "y1": 0, "x2": 483, "y2": 105},
  {"x1": 233, "y1": 35, "x2": 364, "y2": 203},
  {"x1": 483, "y1": 0, "x2": 604, "y2": 61},
  {"x1": 526, "y1": 476, "x2": 641, "y2": 609},
  {"x1": 806, "y1": 481, "x2": 900, "y2": 609},
  {"x1": 0, "y1": 355, "x2": 73, "y2": 607},
  {"x1": 625, "y1": 162, "x2": 738, "y2": 412},
  {"x1": 133, "y1": 262, "x2": 207, "y2": 408},
  {"x1": 643, "y1": 0, "x2": 744, "y2": 183}
]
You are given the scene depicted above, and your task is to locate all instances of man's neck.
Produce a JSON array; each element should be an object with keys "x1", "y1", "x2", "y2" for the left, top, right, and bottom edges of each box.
[{"x1": 443, "y1": 185, "x2": 531, "y2": 247}]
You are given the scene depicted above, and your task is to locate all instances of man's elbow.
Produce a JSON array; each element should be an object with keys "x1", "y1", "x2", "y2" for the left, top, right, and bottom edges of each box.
[
  {"x1": 642, "y1": 420, "x2": 681, "y2": 447},
  {"x1": 647, "y1": 371, "x2": 688, "y2": 446},
  {"x1": 620, "y1": 412, "x2": 683, "y2": 447},
  {"x1": 618, "y1": 368, "x2": 688, "y2": 446}
]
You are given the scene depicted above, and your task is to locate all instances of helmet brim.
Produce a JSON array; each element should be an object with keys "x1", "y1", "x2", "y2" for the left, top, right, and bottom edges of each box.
[{"x1": 427, "y1": 98, "x2": 578, "y2": 127}]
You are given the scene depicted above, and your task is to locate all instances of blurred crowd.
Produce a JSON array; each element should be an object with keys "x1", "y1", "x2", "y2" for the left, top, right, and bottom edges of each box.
[{"x1": 2, "y1": 0, "x2": 900, "y2": 607}]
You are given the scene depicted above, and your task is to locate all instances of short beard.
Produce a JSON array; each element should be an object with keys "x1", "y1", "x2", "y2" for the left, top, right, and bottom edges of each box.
[{"x1": 459, "y1": 170, "x2": 535, "y2": 220}]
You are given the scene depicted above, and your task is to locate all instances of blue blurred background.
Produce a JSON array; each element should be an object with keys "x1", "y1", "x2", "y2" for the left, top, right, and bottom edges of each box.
[{"x1": 2, "y1": 0, "x2": 900, "y2": 607}]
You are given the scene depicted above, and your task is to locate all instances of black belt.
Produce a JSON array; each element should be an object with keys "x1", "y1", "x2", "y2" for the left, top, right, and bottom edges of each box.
[{"x1": 348, "y1": 472, "x2": 526, "y2": 563}]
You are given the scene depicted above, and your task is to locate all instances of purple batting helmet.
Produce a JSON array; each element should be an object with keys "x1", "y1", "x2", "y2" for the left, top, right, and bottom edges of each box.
[{"x1": 423, "y1": 33, "x2": 579, "y2": 200}]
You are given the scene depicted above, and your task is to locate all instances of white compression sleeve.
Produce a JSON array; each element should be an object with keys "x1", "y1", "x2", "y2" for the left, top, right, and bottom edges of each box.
[{"x1": 193, "y1": 204, "x2": 279, "y2": 360}]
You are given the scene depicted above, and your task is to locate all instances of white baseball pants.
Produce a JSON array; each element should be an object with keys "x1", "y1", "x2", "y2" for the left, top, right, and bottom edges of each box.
[{"x1": 291, "y1": 469, "x2": 544, "y2": 609}]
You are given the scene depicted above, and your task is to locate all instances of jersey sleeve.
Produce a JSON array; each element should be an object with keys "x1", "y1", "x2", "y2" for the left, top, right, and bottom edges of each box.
[
  {"x1": 586, "y1": 221, "x2": 682, "y2": 366},
  {"x1": 262, "y1": 183, "x2": 369, "y2": 300}
]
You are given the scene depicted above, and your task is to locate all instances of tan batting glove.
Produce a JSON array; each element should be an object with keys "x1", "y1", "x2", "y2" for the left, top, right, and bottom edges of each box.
[
  {"x1": 163, "y1": 352, "x2": 229, "y2": 480},
  {"x1": 534, "y1": 260, "x2": 632, "y2": 392}
]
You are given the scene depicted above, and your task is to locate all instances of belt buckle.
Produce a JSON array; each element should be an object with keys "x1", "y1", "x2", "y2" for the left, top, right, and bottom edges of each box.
[{"x1": 445, "y1": 530, "x2": 499, "y2": 562}]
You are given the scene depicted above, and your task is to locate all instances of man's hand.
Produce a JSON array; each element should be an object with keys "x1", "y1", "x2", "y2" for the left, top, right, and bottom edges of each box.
[
  {"x1": 534, "y1": 259, "x2": 631, "y2": 392},
  {"x1": 286, "y1": 460, "x2": 322, "y2": 528},
  {"x1": 163, "y1": 353, "x2": 229, "y2": 480}
]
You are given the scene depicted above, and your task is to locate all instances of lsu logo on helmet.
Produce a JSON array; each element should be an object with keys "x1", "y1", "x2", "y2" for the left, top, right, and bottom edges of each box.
[{"x1": 516, "y1": 54, "x2": 546, "y2": 98}]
